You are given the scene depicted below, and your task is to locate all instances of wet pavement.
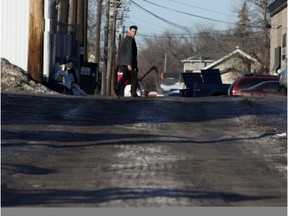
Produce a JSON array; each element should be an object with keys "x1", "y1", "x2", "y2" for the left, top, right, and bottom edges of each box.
[{"x1": 1, "y1": 92, "x2": 287, "y2": 207}]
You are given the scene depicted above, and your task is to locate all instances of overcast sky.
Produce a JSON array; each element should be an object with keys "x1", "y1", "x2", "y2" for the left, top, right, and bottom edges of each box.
[{"x1": 123, "y1": 0, "x2": 239, "y2": 44}]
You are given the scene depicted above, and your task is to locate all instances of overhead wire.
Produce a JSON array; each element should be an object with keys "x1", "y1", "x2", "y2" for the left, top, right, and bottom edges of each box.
[
  {"x1": 130, "y1": 0, "x2": 285, "y2": 30},
  {"x1": 126, "y1": 16, "x2": 166, "y2": 33},
  {"x1": 136, "y1": 30, "x2": 268, "y2": 39},
  {"x1": 167, "y1": 0, "x2": 232, "y2": 16},
  {"x1": 130, "y1": 0, "x2": 188, "y2": 31},
  {"x1": 127, "y1": 0, "x2": 286, "y2": 45},
  {"x1": 141, "y1": 0, "x2": 235, "y2": 25}
]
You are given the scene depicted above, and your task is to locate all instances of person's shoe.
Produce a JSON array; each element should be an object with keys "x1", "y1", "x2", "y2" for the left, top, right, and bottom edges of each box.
[{"x1": 131, "y1": 94, "x2": 138, "y2": 98}]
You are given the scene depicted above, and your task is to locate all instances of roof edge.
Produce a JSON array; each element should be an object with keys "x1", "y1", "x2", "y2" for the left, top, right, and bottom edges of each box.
[
  {"x1": 203, "y1": 48, "x2": 258, "y2": 70},
  {"x1": 268, "y1": 0, "x2": 287, "y2": 17}
]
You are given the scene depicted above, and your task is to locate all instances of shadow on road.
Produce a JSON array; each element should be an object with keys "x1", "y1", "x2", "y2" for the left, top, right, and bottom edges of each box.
[
  {"x1": 1, "y1": 130, "x2": 276, "y2": 149},
  {"x1": 1, "y1": 186, "x2": 279, "y2": 207},
  {"x1": 1, "y1": 92, "x2": 285, "y2": 127}
]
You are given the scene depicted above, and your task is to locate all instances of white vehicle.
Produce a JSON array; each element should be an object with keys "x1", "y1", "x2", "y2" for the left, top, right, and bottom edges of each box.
[
  {"x1": 124, "y1": 82, "x2": 145, "y2": 97},
  {"x1": 279, "y1": 68, "x2": 287, "y2": 90}
]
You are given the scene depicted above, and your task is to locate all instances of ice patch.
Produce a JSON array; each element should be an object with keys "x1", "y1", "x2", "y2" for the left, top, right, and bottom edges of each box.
[{"x1": 275, "y1": 132, "x2": 287, "y2": 137}]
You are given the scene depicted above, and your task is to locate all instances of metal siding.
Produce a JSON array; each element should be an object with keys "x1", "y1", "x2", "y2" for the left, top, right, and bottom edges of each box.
[{"x1": 1, "y1": 0, "x2": 30, "y2": 71}]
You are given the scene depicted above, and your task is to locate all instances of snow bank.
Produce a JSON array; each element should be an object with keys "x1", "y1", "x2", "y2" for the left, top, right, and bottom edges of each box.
[{"x1": 1, "y1": 58, "x2": 56, "y2": 94}]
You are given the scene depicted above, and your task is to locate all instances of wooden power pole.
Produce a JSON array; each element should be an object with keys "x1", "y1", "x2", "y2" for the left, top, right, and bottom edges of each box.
[
  {"x1": 83, "y1": 0, "x2": 88, "y2": 62},
  {"x1": 77, "y1": 0, "x2": 87, "y2": 61},
  {"x1": 106, "y1": 0, "x2": 122, "y2": 96},
  {"x1": 102, "y1": 0, "x2": 110, "y2": 95},
  {"x1": 106, "y1": 2, "x2": 116, "y2": 96},
  {"x1": 57, "y1": 0, "x2": 69, "y2": 23},
  {"x1": 28, "y1": 0, "x2": 45, "y2": 82},
  {"x1": 95, "y1": 0, "x2": 103, "y2": 94},
  {"x1": 68, "y1": 0, "x2": 77, "y2": 25}
]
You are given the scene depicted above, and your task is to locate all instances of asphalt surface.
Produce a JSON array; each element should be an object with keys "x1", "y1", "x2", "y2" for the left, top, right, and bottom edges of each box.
[{"x1": 1, "y1": 92, "x2": 287, "y2": 207}]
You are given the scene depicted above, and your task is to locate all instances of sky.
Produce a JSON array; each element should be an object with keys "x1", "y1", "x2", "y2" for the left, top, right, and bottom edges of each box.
[{"x1": 124, "y1": 0, "x2": 240, "y2": 46}]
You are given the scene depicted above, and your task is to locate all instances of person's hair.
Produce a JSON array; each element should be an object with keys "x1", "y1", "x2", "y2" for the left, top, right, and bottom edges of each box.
[{"x1": 129, "y1": 25, "x2": 138, "y2": 31}]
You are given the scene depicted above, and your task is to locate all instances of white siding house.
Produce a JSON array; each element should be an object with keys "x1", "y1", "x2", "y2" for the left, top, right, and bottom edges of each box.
[
  {"x1": 1, "y1": 0, "x2": 30, "y2": 71},
  {"x1": 268, "y1": 0, "x2": 287, "y2": 73}
]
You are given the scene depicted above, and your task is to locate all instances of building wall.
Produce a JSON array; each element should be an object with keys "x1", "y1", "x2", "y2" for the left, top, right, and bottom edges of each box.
[
  {"x1": 209, "y1": 57, "x2": 260, "y2": 84},
  {"x1": 270, "y1": 5, "x2": 287, "y2": 72},
  {"x1": 1, "y1": 0, "x2": 30, "y2": 71},
  {"x1": 183, "y1": 61, "x2": 214, "y2": 72}
]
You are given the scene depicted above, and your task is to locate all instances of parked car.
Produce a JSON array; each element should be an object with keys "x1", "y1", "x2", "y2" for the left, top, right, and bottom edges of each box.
[
  {"x1": 279, "y1": 68, "x2": 287, "y2": 92},
  {"x1": 181, "y1": 69, "x2": 230, "y2": 97},
  {"x1": 228, "y1": 73, "x2": 279, "y2": 96},
  {"x1": 236, "y1": 80, "x2": 287, "y2": 96}
]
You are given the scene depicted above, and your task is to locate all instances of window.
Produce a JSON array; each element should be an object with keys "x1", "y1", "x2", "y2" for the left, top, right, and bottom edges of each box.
[
  {"x1": 272, "y1": 47, "x2": 281, "y2": 71},
  {"x1": 283, "y1": 33, "x2": 287, "y2": 48},
  {"x1": 264, "y1": 83, "x2": 279, "y2": 93}
]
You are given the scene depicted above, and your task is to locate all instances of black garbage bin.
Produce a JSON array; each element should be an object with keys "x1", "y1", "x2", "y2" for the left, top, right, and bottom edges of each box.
[{"x1": 79, "y1": 62, "x2": 98, "y2": 95}]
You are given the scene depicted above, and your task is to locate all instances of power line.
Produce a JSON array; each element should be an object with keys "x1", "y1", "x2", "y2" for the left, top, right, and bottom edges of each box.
[
  {"x1": 126, "y1": 16, "x2": 166, "y2": 33},
  {"x1": 167, "y1": 0, "x2": 232, "y2": 16},
  {"x1": 136, "y1": 0, "x2": 284, "y2": 30},
  {"x1": 128, "y1": 0, "x2": 286, "y2": 40},
  {"x1": 141, "y1": 0, "x2": 235, "y2": 25},
  {"x1": 130, "y1": 0, "x2": 188, "y2": 31},
  {"x1": 136, "y1": 31, "x2": 268, "y2": 39}
]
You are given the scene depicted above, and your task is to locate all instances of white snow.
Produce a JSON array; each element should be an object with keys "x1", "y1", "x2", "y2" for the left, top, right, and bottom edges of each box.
[{"x1": 275, "y1": 132, "x2": 287, "y2": 137}]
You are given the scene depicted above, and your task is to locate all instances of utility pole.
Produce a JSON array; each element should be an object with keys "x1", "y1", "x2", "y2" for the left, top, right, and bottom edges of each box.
[
  {"x1": 107, "y1": 0, "x2": 124, "y2": 96},
  {"x1": 106, "y1": 1, "x2": 116, "y2": 96},
  {"x1": 77, "y1": 0, "x2": 86, "y2": 61},
  {"x1": 103, "y1": 0, "x2": 128, "y2": 95},
  {"x1": 102, "y1": 0, "x2": 110, "y2": 95},
  {"x1": 83, "y1": 0, "x2": 88, "y2": 62},
  {"x1": 164, "y1": 51, "x2": 167, "y2": 73},
  {"x1": 111, "y1": 1, "x2": 124, "y2": 94},
  {"x1": 77, "y1": 0, "x2": 84, "y2": 43},
  {"x1": 68, "y1": 0, "x2": 77, "y2": 25},
  {"x1": 57, "y1": 0, "x2": 68, "y2": 23},
  {"x1": 28, "y1": 0, "x2": 45, "y2": 82},
  {"x1": 95, "y1": 0, "x2": 103, "y2": 94}
]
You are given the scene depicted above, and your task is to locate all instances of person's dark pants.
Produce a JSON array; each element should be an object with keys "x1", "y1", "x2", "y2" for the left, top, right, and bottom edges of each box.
[{"x1": 116, "y1": 66, "x2": 138, "y2": 97}]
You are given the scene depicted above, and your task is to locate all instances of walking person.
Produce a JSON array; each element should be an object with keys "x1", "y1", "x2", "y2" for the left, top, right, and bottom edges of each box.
[{"x1": 114, "y1": 25, "x2": 138, "y2": 98}]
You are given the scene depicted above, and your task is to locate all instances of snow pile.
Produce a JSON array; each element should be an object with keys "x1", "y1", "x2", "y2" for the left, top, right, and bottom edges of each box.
[
  {"x1": 1, "y1": 58, "x2": 56, "y2": 94},
  {"x1": 275, "y1": 132, "x2": 287, "y2": 137}
]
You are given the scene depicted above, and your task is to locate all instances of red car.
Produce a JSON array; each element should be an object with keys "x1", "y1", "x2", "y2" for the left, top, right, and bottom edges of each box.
[
  {"x1": 228, "y1": 74, "x2": 279, "y2": 96},
  {"x1": 237, "y1": 80, "x2": 287, "y2": 96}
]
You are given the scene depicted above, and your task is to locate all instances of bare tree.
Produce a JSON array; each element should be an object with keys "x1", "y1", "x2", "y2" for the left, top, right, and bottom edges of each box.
[
  {"x1": 248, "y1": 0, "x2": 272, "y2": 72},
  {"x1": 232, "y1": 0, "x2": 272, "y2": 72},
  {"x1": 234, "y1": 1, "x2": 253, "y2": 49}
]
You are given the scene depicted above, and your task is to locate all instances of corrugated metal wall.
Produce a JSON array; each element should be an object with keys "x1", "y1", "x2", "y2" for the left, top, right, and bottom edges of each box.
[{"x1": 1, "y1": 0, "x2": 30, "y2": 71}]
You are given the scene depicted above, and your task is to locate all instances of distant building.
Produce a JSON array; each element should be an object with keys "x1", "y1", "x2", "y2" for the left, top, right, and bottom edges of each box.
[
  {"x1": 202, "y1": 47, "x2": 259, "y2": 84},
  {"x1": 181, "y1": 47, "x2": 260, "y2": 84},
  {"x1": 268, "y1": 0, "x2": 287, "y2": 73},
  {"x1": 181, "y1": 55, "x2": 215, "y2": 72}
]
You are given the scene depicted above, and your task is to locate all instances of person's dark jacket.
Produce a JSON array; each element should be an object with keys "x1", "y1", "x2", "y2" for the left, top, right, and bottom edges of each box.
[{"x1": 117, "y1": 32, "x2": 138, "y2": 69}]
